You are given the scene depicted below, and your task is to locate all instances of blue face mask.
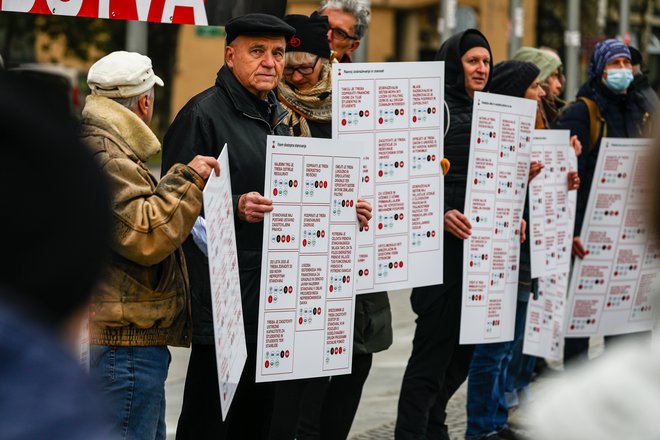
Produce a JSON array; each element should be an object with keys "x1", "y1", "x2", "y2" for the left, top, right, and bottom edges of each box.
[{"x1": 603, "y1": 68, "x2": 634, "y2": 93}]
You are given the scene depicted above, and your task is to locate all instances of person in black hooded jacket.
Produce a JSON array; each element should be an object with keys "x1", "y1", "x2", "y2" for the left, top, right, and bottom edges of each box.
[{"x1": 395, "y1": 29, "x2": 493, "y2": 440}]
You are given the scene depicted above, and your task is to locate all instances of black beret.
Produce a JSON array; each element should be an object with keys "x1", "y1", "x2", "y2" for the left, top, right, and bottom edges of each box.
[
  {"x1": 490, "y1": 60, "x2": 540, "y2": 98},
  {"x1": 225, "y1": 13, "x2": 296, "y2": 44},
  {"x1": 628, "y1": 45, "x2": 642, "y2": 67},
  {"x1": 284, "y1": 12, "x2": 331, "y2": 59}
]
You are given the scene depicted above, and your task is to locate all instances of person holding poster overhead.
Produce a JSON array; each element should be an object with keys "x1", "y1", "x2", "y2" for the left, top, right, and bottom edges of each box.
[
  {"x1": 161, "y1": 14, "x2": 296, "y2": 439},
  {"x1": 267, "y1": 13, "x2": 385, "y2": 440},
  {"x1": 556, "y1": 39, "x2": 654, "y2": 365},
  {"x1": 396, "y1": 29, "x2": 493, "y2": 440}
]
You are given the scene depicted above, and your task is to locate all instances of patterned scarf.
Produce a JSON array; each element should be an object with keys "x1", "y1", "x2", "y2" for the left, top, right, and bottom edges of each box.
[{"x1": 277, "y1": 62, "x2": 333, "y2": 137}]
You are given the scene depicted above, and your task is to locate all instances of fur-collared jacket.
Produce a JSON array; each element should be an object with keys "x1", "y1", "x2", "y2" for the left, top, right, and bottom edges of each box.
[{"x1": 81, "y1": 95, "x2": 205, "y2": 347}]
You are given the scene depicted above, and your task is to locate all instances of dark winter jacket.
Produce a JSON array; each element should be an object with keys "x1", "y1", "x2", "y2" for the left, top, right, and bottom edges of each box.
[
  {"x1": 162, "y1": 65, "x2": 289, "y2": 344},
  {"x1": 556, "y1": 78, "x2": 653, "y2": 236}
]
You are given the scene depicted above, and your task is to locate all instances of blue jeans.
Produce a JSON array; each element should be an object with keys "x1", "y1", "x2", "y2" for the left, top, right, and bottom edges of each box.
[
  {"x1": 91, "y1": 345, "x2": 170, "y2": 440},
  {"x1": 504, "y1": 300, "x2": 536, "y2": 407},
  {"x1": 465, "y1": 339, "x2": 514, "y2": 438}
]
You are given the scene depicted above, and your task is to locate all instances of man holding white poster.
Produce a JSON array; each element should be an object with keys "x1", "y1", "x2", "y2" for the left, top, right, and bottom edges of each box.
[
  {"x1": 396, "y1": 29, "x2": 493, "y2": 440},
  {"x1": 556, "y1": 38, "x2": 655, "y2": 364}
]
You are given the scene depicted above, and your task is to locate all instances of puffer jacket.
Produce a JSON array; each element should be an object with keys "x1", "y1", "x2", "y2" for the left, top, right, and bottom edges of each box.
[
  {"x1": 81, "y1": 95, "x2": 205, "y2": 347},
  {"x1": 162, "y1": 65, "x2": 289, "y2": 345}
]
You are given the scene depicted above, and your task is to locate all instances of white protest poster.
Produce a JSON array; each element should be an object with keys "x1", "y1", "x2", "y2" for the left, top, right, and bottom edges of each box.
[
  {"x1": 566, "y1": 138, "x2": 658, "y2": 337},
  {"x1": 256, "y1": 136, "x2": 361, "y2": 382},
  {"x1": 203, "y1": 146, "x2": 247, "y2": 420},
  {"x1": 459, "y1": 92, "x2": 536, "y2": 344},
  {"x1": 332, "y1": 62, "x2": 444, "y2": 294},
  {"x1": 523, "y1": 142, "x2": 577, "y2": 360}
]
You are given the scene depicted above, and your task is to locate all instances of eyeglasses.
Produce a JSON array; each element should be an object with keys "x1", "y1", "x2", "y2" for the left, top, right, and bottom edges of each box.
[
  {"x1": 283, "y1": 56, "x2": 320, "y2": 76},
  {"x1": 330, "y1": 27, "x2": 358, "y2": 42}
]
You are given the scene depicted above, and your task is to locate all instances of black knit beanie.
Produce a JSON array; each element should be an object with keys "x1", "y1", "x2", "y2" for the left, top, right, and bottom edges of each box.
[
  {"x1": 284, "y1": 12, "x2": 331, "y2": 59},
  {"x1": 490, "y1": 60, "x2": 541, "y2": 98},
  {"x1": 459, "y1": 31, "x2": 490, "y2": 57}
]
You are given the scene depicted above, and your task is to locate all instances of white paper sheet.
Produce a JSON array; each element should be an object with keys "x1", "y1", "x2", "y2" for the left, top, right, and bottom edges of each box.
[
  {"x1": 459, "y1": 92, "x2": 536, "y2": 344},
  {"x1": 256, "y1": 136, "x2": 361, "y2": 382},
  {"x1": 332, "y1": 62, "x2": 444, "y2": 293},
  {"x1": 565, "y1": 138, "x2": 658, "y2": 337},
  {"x1": 204, "y1": 146, "x2": 247, "y2": 420}
]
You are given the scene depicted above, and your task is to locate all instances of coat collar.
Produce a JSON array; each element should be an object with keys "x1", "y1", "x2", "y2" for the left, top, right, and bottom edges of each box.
[
  {"x1": 82, "y1": 95, "x2": 160, "y2": 162},
  {"x1": 216, "y1": 65, "x2": 287, "y2": 127}
]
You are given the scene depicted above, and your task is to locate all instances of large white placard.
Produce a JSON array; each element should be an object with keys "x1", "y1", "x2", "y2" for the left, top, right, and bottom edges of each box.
[
  {"x1": 523, "y1": 137, "x2": 577, "y2": 360},
  {"x1": 256, "y1": 136, "x2": 361, "y2": 382},
  {"x1": 460, "y1": 92, "x2": 536, "y2": 344},
  {"x1": 204, "y1": 146, "x2": 247, "y2": 420},
  {"x1": 565, "y1": 138, "x2": 658, "y2": 337},
  {"x1": 332, "y1": 62, "x2": 444, "y2": 294}
]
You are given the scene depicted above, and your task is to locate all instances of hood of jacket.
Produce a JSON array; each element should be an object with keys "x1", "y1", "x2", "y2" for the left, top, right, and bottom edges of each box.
[
  {"x1": 82, "y1": 95, "x2": 160, "y2": 162},
  {"x1": 434, "y1": 29, "x2": 493, "y2": 96}
]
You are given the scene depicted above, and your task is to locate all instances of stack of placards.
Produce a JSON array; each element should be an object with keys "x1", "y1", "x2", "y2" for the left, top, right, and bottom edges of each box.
[
  {"x1": 460, "y1": 92, "x2": 536, "y2": 344},
  {"x1": 523, "y1": 130, "x2": 577, "y2": 360},
  {"x1": 565, "y1": 138, "x2": 658, "y2": 337},
  {"x1": 332, "y1": 62, "x2": 445, "y2": 293}
]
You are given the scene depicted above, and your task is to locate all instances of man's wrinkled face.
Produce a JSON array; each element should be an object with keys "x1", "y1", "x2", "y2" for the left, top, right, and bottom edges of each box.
[{"x1": 226, "y1": 35, "x2": 286, "y2": 99}]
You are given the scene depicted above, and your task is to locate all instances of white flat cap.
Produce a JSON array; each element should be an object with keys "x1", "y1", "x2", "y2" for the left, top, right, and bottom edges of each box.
[{"x1": 87, "y1": 51, "x2": 164, "y2": 98}]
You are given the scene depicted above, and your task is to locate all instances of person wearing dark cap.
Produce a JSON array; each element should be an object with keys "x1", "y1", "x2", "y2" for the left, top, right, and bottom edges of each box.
[
  {"x1": 82, "y1": 51, "x2": 220, "y2": 440},
  {"x1": 465, "y1": 60, "x2": 542, "y2": 440},
  {"x1": 266, "y1": 13, "x2": 386, "y2": 440},
  {"x1": 395, "y1": 29, "x2": 493, "y2": 440},
  {"x1": 161, "y1": 13, "x2": 295, "y2": 439},
  {"x1": 557, "y1": 39, "x2": 654, "y2": 366}
]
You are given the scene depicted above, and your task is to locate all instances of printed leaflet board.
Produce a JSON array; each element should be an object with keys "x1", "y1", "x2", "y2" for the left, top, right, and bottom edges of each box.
[
  {"x1": 332, "y1": 61, "x2": 444, "y2": 294},
  {"x1": 256, "y1": 135, "x2": 361, "y2": 382},
  {"x1": 460, "y1": 91, "x2": 536, "y2": 344}
]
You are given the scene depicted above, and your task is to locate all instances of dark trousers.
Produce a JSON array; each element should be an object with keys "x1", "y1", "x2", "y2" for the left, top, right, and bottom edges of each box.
[
  {"x1": 564, "y1": 331, "x2": 652, "y2": 368},
  {"x1": 395, "y1": 283, "x2": 475, "y2": 440},
  {"x1": 268, "y1": 352, "x2": 374, "y2": 440},
  {"x1": 175, "y1": 343, "x2": 275, "y2": 440}
]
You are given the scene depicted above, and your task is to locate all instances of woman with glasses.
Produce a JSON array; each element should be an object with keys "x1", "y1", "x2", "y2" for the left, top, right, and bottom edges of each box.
[
  {"x1": 318, "y1": 0, "x2": 370, "y2": 63},
  {"x1": 267, "y1": 12, "x2": 391, "y2": 440}
]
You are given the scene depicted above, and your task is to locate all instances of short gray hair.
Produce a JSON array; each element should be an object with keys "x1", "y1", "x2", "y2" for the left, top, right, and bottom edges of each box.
[
  {"x1": 111, "y1": 87, "x2": 154, "y2": 111},
  {"x1": 319, "y1": 0, "x2": 371, "y2": 40}
]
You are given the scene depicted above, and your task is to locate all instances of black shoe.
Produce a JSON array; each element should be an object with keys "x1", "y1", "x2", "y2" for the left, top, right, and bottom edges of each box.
[{"x1": 497, "y1": 427, "x2": 520, "y2": 440}]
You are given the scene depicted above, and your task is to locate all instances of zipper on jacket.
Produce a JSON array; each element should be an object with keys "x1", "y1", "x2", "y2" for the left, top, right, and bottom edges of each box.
[{"x1": 242, "y1": 111, "x2": 288, "y2": 134}]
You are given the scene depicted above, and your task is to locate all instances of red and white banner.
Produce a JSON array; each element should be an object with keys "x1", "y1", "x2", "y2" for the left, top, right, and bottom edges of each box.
[{"x1": 0, "y1": 0, "x2": 287, "y2": 26}]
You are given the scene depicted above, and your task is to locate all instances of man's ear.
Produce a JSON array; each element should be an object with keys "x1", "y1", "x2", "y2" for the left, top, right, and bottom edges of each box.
[
  {"x1": 346, "y1": 40, "x2": 360, "y2": 56},
  {"x1": 137, "y1": 94, "x2": 150, "y2": 119},
  {"x1": 225, "y1": 44, "x2": 235, "y2": 69}
]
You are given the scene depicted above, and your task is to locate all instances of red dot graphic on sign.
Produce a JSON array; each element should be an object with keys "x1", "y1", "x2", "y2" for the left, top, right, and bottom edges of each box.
[
  {"x1": 285, "y1": 350, "x2": 290, "y2": 358},
  {"x1": 365, "y1": 176, "x2": 370, "y2": 183},
  {"x1": 303, "y1": 239, "x2": 307, "y2": 247},
  {"x1": 378, "y1": 170, "x2": 383, "y2": 177},
  {"x1": 342, "y1": 119, "x2": 347, "y2": 126},
  {"x1": 321, "y1": 230, "x2": 325, "y2": 238},
  {"x1": 273, "y1": 188, "x2": 278, "y2": 196},
  {"x1": 400, "y1": 161, "x2": 404, "y2": 168},
  {"x1": 365, "y1": 269, "x2": 369, "y2": 275},
  {"x1": 379, "y1": 117, "x2": 384, "y2": 124},
  {"x1": 400, "y1": 213, "x2": 404, "y2": 220},
  {"x1": 399, "y1": 261, "x2": 404, "y2": 268},
  {"x1": 602, "y1": 178, "x2": 606, "y2": 183},
  {"x1": 432, "y1": 154, "x2": 436, "y2": 161},
  {"x1": 268, "y1": 296, "x2": 273, "y2": 303},
  {"x1": 299, "y1": 317, "x2": 303, "y2": 324},
  {"x1": 329, "y1": 285, "x2": 333, "y2": 292},
  {"x1": 474, "y1": 178, "x2": 479, "y2": 184},
  {"x1": 477, "y1": 138, "x2": 481, "y2": 144},
  {"x1": 265, "y1": 361, "x2": 270, "y2": 368},
  {"x1": 294, "y1": 180, "x2": 298, "y2": 188},
  {"x1": 400, "y1": 109, "x2": 404, "y2": 115},
  {"x1": 378, "y1": 223, "x2": 383, "y2": 230},
  {"x1": 432, "y1": 107, "x2": 436, "y2": 114},
  {"x1": 350, "y1": 200, "x2": 354, "y2": 207},
  {"x1": 286, "y1": 235, "x2": 291, "y2": 243},
  {"x1": 339, "y1": 347, "x2": 343, "y2": 354},
  {"x1": 413, "y1": 116, "x2": 417, "y2": 123},
  {"x1": 470, "y1": 261, "x2": 474, "y2": 267},
  {"x1": 432, "y1": 230, "x2": 436, "y2": 237},
  {"x1": 394, "y1": 262, "x2": 399, "y2": 268},
  {"x1": 365, "y1": 110, "x2": 370, "y2": 116},
  {"x1": 347, "y1": 276, "x2": 350, "y2": 283}
]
